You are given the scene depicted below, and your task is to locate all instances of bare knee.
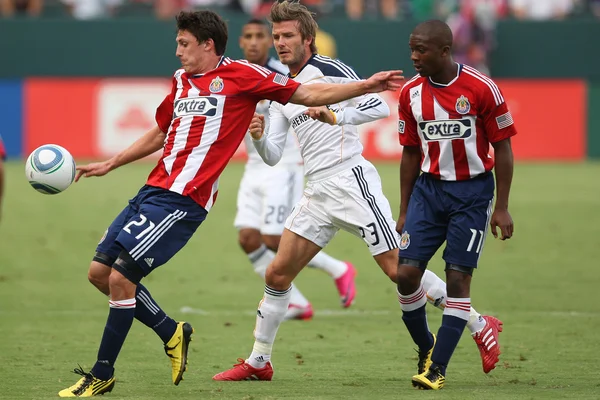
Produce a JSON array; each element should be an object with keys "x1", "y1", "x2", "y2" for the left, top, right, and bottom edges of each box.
[
  {"x1": 262, "y1": 235, "x2": 281, "y2": 251},
  {"x1": 238, "y1": 228, "x2": 263, "y2": 254},
  {"x1": 396, "y1": 265, "x2": 424, "y2": 294},
  {"x1": 374, "y1": 250, "x2": 398, "y2": 283},
  {"x1": 88, "y1": 261, "x2": 111, "y2": 296},
  {"x1": 445, "y1": 268, "x2": 472, "y2": 298}
]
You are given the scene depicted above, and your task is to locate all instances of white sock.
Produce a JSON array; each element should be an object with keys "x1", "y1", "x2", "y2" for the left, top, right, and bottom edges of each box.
[
  {"x1": 248, "y1": 244, "x2": 275, "y2": 277},
  {"x1": 421, "y1": 269, "x2": 447, "y2": 309},
  {"x1": 248, "y1": 285, "x2": 291, "y2": 369},
  {"x1": 467, "y1": 309, "x2": 486, "y2": 335},
  {"x1": 421, "y1": 270, "x2": 486, "y2": 334},
  {"x1": 307, "y1": 251, "x2": 347, "y2": 279},
  {"x1": 248, "y1": 245, "x2": 309, "y2": 307}
]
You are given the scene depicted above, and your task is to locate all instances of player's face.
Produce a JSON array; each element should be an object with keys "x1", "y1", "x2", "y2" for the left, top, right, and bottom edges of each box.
[
  {"x1": 409, "y1": 34, "x2": 445, "y2": 77},
  {"x1": 239, "y1": 23, "x2": 272, "y2": 65},
  {"x1": 272, "y1": 20, "x2": 309, "y2": 68},
  {"x1": 175, "y1": 30, "x2": 206, "y2": 74}
]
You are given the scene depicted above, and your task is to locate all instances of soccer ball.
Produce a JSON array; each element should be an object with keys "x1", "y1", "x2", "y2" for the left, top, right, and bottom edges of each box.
[{"x1": 25, "y1": 144, "x2": 76, "y2": 195}]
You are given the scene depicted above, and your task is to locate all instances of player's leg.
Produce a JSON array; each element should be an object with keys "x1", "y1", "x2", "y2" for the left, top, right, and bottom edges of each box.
[
  {"x1": 394, "y1": 173, "x2": 447, "y2": 381},
  {"x1": 214, "y1": 188, "x2": 337, "y2": 381},
  {"x1": 235, "y1": 167, "x2": 313, "y2": 319},
  {"x1": 421, "y1": 269, "x2": 494, "y2": 341},
  {"x1": 60, "y1": 187, "x2": 206, "y2": 396},
  {"x1": 91, "y1": 204, "x2": 181, "y2": 346},
  {"x1": 285, "y1": 165, "x2": 356, "y2": 307},
  {"x1": 415, "y1": 173, "x2": 496, "y2": 389}
]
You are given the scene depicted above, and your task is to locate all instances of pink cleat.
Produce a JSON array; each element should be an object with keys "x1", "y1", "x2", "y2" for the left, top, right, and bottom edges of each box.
[
  {"x1": 284, "y1": 303, "x2": 314, "y2": 321},
  {"x1": 473, "y1": 316, "x2": 504, "y2": 373},
  {"x1": 213, "y1": 358, "x2": 274, "y2": 381},
  {"x1": 335, "y1": 262, "x2": 357, "y2": 308}
]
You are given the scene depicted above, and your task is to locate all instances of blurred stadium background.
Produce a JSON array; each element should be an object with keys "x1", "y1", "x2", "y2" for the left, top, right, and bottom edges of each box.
[{"x1": 1, "y1": 1, "x2": 600, "y2": 399}]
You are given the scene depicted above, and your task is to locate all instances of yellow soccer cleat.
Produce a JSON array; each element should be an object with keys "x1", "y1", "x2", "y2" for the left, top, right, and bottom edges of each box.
[
  {"x1": 416, "y1": 333, "x2": 436, "y2": 375},
  {"x1": 164, "y1": 321, "x2": 194, "y2": 385},
  {"x1": 411, "y1": 365, "x2": 446, "y2": 390},
  {"x1": 58, "y1": 366, "x2": 115, "y2": 397}
]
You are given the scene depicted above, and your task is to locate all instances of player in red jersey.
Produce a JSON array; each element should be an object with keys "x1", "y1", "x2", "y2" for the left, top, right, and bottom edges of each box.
[
  {"x1": 0, "y1": 135, "x2": 5, "y2": 223},
  {"x1": 58, "y1": 9, "x2": 404, "y2": 397},
  {"x1": 395, "y1": 20, "x2": 516, "y2": 389}
]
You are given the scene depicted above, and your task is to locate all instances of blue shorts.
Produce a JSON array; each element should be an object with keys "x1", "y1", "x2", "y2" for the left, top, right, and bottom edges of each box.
[
  {"x1": 398, "y1": 172, "x2": 495, "y2": 269},
  {"x1": 96, "y1": 185, "x2": 207, "y2": 276}
]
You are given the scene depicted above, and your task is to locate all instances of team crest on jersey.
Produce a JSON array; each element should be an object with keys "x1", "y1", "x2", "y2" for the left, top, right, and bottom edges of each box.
[
  {"x1": 398, "y1": 120, "x2": 405, "y2": 134},
  {"x1": 209, "y1": 76, "x2": 224, "y2": 93},
  {"x1": 98, "y1": 229, "x2": 108, "y2": 245},
  {"x1": 399, "y1": 232, "x2": 410, "y2": 250},
  {"x1": 455, "y1": 95, "x2": 471, "y2": 114}
]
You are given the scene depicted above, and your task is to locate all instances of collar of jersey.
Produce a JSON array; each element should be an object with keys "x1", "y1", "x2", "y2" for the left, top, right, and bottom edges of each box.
[
  {"x1": 428, "y1": 63, "x2": 462, "y2": 88},
  {"x1": 287, "y1": 54, "x2": 317, "y2": 78},
  {"x1": 192, "y1": 56, "x2": 226, "y2": 77}
]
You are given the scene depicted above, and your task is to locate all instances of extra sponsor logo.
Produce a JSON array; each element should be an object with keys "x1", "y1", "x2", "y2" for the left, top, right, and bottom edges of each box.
[
  {"x1": 418, "y1": 119, "x2": 472, "y2": 141},
  {"x1": 174, "y1": 97, "x2": 218, "y2": 118}
]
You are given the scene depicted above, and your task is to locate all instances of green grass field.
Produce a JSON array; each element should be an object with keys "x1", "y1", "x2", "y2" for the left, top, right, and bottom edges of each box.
[{"x1": 1, "y1": 160, "x2": 599, "y2": 400}]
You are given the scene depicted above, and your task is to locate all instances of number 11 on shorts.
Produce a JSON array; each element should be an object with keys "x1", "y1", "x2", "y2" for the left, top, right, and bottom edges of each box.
[{"x1": 467, "y1": 228, "x2": 484, "y2": 253}]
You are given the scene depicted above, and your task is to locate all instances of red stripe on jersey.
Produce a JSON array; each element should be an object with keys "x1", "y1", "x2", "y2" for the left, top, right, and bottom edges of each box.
[{"x1": 451, "y1": 134, "x2": 470, "y2": 180}]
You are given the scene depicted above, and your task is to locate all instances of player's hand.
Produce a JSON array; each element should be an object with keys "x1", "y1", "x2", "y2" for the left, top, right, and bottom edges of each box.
[
  {"x1": 363, "y1": 70, "x2": 405, "y2": 93},
  {"x1": 75, "y1": 161, "x2": 113, "y2": 182},
  {"x1": 304, "y1": 106, "x2": 336, "y2": 125},
  {"x1": 249, "y1": 113, "x2": 265, "y2": 140},
  {"x1": 490, "y1": 208, "x2": 514, "y2": 240},
  {"x1": 395, "y1": 214, "x2": 406, "y2": 234}
]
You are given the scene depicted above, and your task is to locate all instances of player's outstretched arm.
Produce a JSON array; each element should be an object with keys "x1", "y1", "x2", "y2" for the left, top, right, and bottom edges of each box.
[
  {"x1": 75, "y1": 125, "x2": 166, "y2": 181},
  {"x1": 305, "y1": 94, "x2": 390, "y2": 126},
  {"x1": 290, "y1": 70, "x2": 404, "y2": 107},
  {"x1": 490, "y1": 138, "x2": 514, "y2": 240}
]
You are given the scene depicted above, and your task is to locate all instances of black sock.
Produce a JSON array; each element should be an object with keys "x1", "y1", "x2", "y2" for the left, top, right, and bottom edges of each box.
[
  {"x1": 91, "y1": 299, "x2": 136, "y2": 380},
  {"x1": 431, "y1": 314, "x2": 468, "y2": 376},
  {"x1": 135, "y1": 284, "x2": 177, "y2": 343},
  {"x1": 402, "y1": 304, "x2": 434, "y2": 351}
]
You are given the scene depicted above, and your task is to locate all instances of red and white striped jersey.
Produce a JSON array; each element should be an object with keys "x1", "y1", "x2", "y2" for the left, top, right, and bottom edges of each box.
[
  {"x1": 148, "y1": 57, "x2": 300, "y2": 210},
  {"x1": 398, "y1": 64, "x2": 517, "y2": 181}
]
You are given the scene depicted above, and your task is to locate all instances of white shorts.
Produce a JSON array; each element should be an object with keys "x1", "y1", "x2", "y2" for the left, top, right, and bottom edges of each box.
[
  {"x1": 234, "y1": 163, "x2": 304, "y2": 235},
  {"x1": 285, "y1": 158, "x2": 399, "y2": 256}
]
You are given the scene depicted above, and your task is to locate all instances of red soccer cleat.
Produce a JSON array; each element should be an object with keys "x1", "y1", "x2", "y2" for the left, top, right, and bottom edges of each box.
[
  {"x1": 335, "y1": 262, "x2": 357, "y2": 308},
  {"x1": 473, "y1": 316, "x2": 504, "y2": 373},
  {"x1": 212, "y1": 358, "x2": 274, "y2": 381}
]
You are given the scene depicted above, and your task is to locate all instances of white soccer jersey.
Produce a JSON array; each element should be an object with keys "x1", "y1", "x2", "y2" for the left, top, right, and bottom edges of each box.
[
  {"x1": 244, "y1": 57, "x2": 302, "y2": 167},
  {"x1": 252, "y1": 55, "x2": 390, "y2": 177}
]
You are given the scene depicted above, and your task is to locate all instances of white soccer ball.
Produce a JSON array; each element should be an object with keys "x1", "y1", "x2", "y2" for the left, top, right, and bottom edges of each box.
[{"x1": 25, "y1": 144, "x2": 76, "y2": 195}]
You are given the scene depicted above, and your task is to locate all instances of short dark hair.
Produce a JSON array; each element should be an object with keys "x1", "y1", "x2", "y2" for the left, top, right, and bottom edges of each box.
[
  {"x1": 176, "y1": 10, "x2": 228, "y2": 56},
  {"x1": 245, "y1": 18, "x2": 268, "y2": 27}
]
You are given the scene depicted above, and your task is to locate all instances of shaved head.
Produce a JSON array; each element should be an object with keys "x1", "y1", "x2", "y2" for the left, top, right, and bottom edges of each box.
[{"x1": 412, "y1": 20, "x2": 453, "y2": 49}]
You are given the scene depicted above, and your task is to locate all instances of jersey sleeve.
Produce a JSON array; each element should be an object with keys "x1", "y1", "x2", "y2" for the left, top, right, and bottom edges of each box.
[
  {"x1": 479, "y1": 82, "x2": 517, "y2": 143},
  {"x1": 398, "y1": 86, "x2": 419, "y2": 147},
  {"x1": 235, "y1": 61, "x2": 300, "y2": 105},
  {"x1": 155, "y1": 73, "x2": 178, "y2": 133},
  {"x1": 252, "y1": 102, "x2": 291, "y2": 166},
  {"x1": 0, "y1": 135, "x2": 5, "y2": 160}
]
